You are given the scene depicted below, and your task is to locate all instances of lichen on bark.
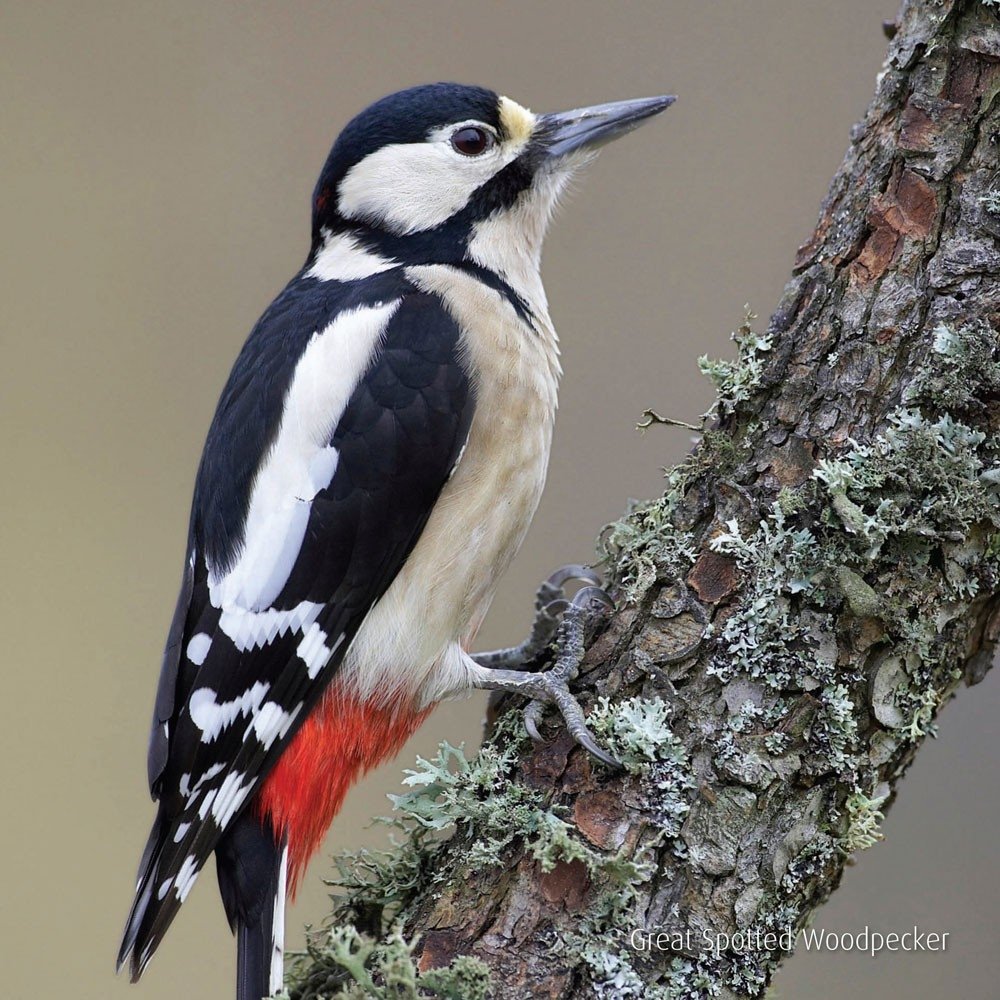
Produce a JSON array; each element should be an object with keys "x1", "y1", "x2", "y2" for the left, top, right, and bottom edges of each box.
[{"x1": 278, "y1": 2, "x2": 1000, "y2": 997}]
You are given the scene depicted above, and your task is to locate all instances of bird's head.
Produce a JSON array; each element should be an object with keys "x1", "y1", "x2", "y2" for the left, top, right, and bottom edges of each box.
[{"x1": 310, "y1": 82, "x2": 674, "y2": 274}]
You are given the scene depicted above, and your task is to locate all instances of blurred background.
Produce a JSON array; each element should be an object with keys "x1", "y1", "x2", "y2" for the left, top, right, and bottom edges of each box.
[{"x1": 3, "y1": 2, "x2": 997, "y2": 998}]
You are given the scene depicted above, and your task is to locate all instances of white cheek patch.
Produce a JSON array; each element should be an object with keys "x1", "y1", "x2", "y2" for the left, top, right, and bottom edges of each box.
[
  {"x1": 337, "y1": 117, "x2": 533, "y2": 236},
  {"x1": 209, "y1": 300, "x2": 400, "y2": 612},
  {"x1": 338, "y1": 141, "x2": 497, "y2": 234}
]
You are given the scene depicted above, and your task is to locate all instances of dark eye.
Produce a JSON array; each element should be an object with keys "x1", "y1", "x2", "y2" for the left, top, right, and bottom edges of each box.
[{"x1": 451, "y1": 126, "x2": 494, "y2": 156}]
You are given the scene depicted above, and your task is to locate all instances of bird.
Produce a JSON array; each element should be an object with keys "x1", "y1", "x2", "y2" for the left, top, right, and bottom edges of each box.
[{"x1": 117, "y1": 81, "x2": 674, "y2": 1000}]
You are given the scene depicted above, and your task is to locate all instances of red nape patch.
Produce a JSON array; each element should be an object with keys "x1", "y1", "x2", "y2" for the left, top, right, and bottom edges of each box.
[{"x1": 255, "y1": 686, "x2": 432, "y2": 896}]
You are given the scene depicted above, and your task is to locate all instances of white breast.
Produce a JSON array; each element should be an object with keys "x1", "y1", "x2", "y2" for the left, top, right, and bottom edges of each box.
[{"x1": 340, "y1": 263, "x2": 561, "y2": 706}]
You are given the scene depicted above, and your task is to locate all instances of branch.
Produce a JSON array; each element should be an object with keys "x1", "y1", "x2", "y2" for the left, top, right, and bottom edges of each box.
[{"x1": 282, "y1": 2, "x2": 1000, "y2": 997}]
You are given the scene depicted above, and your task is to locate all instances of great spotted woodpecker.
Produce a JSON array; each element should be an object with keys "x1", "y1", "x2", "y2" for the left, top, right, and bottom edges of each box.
[{"x1": 118, "y1": 82, "x2": 673, "y2": 1000}]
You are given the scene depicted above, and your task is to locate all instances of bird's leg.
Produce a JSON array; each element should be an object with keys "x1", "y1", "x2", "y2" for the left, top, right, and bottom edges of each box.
[
  {"x1": 472, "y1": 564, "x2": 601, "y2": 670},
  {"x1": 471, "y1": 581, "x2": 620, "y2": 768}
]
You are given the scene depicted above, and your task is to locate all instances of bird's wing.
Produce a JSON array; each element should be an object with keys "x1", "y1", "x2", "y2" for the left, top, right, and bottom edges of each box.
[{"x1": 119, "y1": 275, "x2": 475, "y2": 978}]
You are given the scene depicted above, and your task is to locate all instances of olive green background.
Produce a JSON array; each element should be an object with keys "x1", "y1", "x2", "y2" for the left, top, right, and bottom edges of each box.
[{"x1": 3, "y1": 2, "x2": 997, "y2": 998}]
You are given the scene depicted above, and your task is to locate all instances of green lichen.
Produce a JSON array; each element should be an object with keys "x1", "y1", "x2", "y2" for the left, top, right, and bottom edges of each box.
[
  {"x1": 810, "y1": 684, "x2": 860, "y2": 779},
  {"x1": 286, "y1": 703, "x2": 673, "y2": 997},
  {"x1": 979, "y1": 189, "x2": 1000, "y2": 212},
  {"x1": 601, "y1": 312, "x2": 770, "y2": 603},
  {"x1": 282, "y1": 721, "x2": 530, "y2": 997},
  {"x1": 780, "y1": 839, "x2": 838, "y2": 897},
  {"x1": 589, "y1": 695, "x2": 678, "y2": 772},
  {"x1": 810, "y1": 399, "x2": 1000, "y2": 758},
  {"x1": 538, "y1": 698, "x2": 698, "y2": 996},
  {"x1": 832, "y1": 565, "x2": 882, "y2": 617},
  {"x1": 906, "y1": 686, "x2": 940, "y2": 740}
]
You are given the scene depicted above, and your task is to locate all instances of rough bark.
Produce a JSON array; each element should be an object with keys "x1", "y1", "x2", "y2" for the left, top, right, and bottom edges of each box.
[{"x1": 284, "y1": 2, "x2": 1000, "y2": 997}]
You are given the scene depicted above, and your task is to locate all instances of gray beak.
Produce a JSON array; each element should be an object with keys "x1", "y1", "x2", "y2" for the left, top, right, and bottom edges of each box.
[{"x1": 540, "y1": 95, "x2": 676, "y2": 159}]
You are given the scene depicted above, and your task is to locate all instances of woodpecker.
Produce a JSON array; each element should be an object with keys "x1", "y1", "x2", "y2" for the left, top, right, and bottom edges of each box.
[{"x1": 118, "y1": 82, "x2": 673, "y2": 1000}]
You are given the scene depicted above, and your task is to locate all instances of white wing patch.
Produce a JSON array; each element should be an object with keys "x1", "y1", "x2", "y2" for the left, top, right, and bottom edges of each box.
[
  {"x1": 197, "y1": 789, "x2": 217, "y2": 820},
  {"x1": 218, "y1": 599, "x2": 324, "y2": 653},
  {"x1": 179, "y1": 762, "x2": 224, "y2": 798},
  {"x1": 174, "y1": 854, "x2": 199, "y2": 903},
  {"x1": 189, "y1": 682, "x2": 270, "y2": 744},
  {"x1": 297, "y1": 623, "x2": 345, "y2": 680},
  {"x1": 208, "y1": 300, "x2": 401, "y2": 612},
  {"x1": 186, "y1": 632, "x2": 212, "y2": 666},
  {"x1": 211, "y1": 770, "x2": 255, "y2": 828},
  {"x1": 249, "y1": 700, "x2": 303, "y2": 751}
]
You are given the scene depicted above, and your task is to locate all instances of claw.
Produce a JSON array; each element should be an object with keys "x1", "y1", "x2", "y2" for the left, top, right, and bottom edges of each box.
[
  {"x1": 472, "y1": 565, "x2": 606, "y2": 671},
  {"x1": 523, "y1": 700, "x2": 545, "y2": 743},
  {"x1": 570, "y1": 585, "x2": 614, "y2": 613},
  {"x1": 534, "y1": 564, "x2": 601, "y2": 614},
  {"x1": 468, "y1": 563, "x2": 619, "y2": 767},
  {"x1": 539, "y1": 597, "x2": 570, "y2": 618},
  {"x1": 544, "y1": 564, "x2": 602, "y2": 591},
  {"x1": 472, "y1": 571, "x2": 620, "y2": 769}
]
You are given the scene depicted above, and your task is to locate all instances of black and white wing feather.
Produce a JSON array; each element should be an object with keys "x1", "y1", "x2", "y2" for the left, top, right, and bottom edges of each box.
[{"x1": 119, "y1": 272, "x2": 474, "y2": 978}]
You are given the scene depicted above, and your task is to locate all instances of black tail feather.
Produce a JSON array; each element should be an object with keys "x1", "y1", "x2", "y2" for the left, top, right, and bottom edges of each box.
[
  {"x1": 117, "y1": 812, "x2": 167, "y2": 978},
  {"x1": 236, "y1": 911, "x2": 277, "y2": 1000},
  {"x1": 217, "y1": 812, "x2": 287, "y2": 1000}
]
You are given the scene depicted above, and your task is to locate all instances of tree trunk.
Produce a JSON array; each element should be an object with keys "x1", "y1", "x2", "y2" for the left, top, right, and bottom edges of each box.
[{"x1": 285, "y1": 1, "x2": 1000, "y2": 997}]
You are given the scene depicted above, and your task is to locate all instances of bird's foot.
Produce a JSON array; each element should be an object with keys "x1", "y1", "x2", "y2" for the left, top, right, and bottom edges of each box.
[
  {"x1": 472, "y1": 580, "x2": 620, "y2": 768},
  {"x1": 472, "y1": 564, "x2": 601, "y2": 671}
]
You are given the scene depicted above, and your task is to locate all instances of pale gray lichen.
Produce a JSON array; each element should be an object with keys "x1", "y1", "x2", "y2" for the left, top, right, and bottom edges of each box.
[
  {"x1": 904, "y1": 321, "x2": 1000, "y2": 415},
  {"x1": 278, "y1": 924, "x2": 490, "y2": 1000},
  {"x1": 590, "y1": 695, "x2": 696, "y2": 841},
  {"x1": 589, "y1": 695, "x2": 680, "y2": 772},
  {"x1": 706, "y1": 507, "x2": 830, "y2": 690},
  {"x1": 809, "y1": 684, "x2": 860, "y2": 779},
  {"x1": 779, "y1": 839, "x2": 838, "y2": 897},
  {"x1": 600, "y1": 469, "x2": 699, "y2": 603},
  {"x1": 698, "y1": 308, "x2": 770, "y2": 418},
  {"x1": 840, "y1": 792, "x2": 888, "y2": 854}
]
